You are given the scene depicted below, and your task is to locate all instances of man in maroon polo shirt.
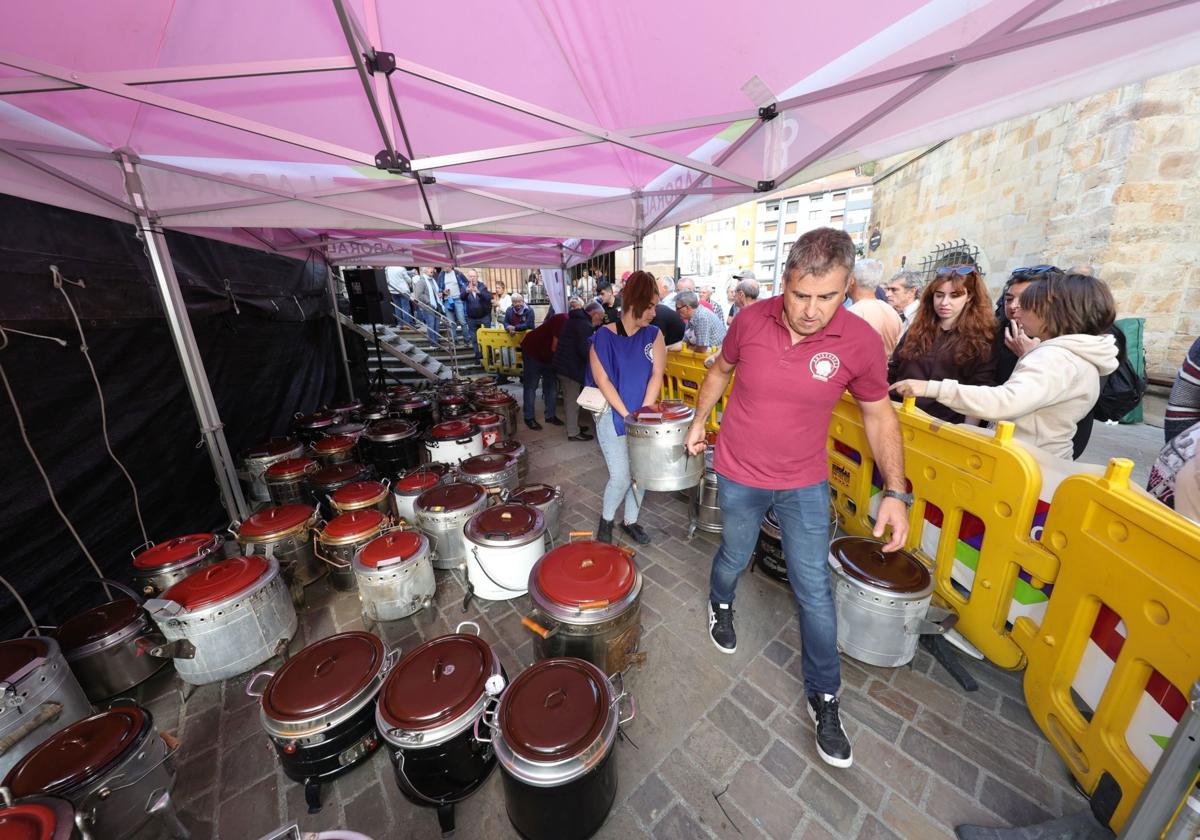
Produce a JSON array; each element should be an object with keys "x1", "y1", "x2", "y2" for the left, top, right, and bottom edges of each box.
[
  {"x1": 683, "y1": 227, "x2": 909, "y2": 769},
  {"x1": 520, "y1": 312, "x2": 568, "y2": 430}
]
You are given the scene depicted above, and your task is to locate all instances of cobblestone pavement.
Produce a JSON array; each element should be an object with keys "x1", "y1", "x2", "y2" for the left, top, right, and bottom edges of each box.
[{"x1": 129, "y1": 423, "x2": 1093, "y2": 840}]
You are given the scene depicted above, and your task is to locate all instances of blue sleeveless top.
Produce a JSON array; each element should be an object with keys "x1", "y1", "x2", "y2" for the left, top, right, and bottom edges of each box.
[{"x1": 586, "y1": 323, "x2": 660, "y2": 436}]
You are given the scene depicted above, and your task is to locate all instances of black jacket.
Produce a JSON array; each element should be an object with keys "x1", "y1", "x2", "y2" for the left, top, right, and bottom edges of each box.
[
  {"x1": 651, "y1": 304, "x2": 686, "y2": 345},
  {"x1": 460, "y1": 287, "x2": 492, "y2": 319},
  {"x1": 552, "y1": 309, "x2": 597, "y2": 383}
]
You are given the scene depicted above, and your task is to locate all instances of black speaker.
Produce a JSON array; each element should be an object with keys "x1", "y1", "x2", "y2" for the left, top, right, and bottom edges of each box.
[{"x1": 344, "y1": 268, "x2": 395, "y2": 325}]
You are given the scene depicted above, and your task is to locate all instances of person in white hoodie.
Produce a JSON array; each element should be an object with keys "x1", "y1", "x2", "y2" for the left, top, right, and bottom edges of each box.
[{"x1": 890, "y1": 273, "x2": 1119, "y2": 459}]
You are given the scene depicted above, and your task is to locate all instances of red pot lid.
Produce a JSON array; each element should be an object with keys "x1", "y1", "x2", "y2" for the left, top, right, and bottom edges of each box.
[
  {"x1": 386, "y1": 384, "x2": 413, "y2": 396},
  {"x1": 416, "y1": 482, "x2": 485, "y2": 511},
  {"x1": 430, "y1": 419, "x2": 474, "y2": 439},
  {"x1": 474, "y1": 392, "x2": 513, "y2": 406},
  {"x1": 161, "y1": 556, "x2": 269, "y2": 610},
  {"x1": 499, "y1": 658, "x2": 610, "y2": 763},
  {"x1": 332, "y1": 480, "x2": 388, "y2": 506},
  {"x1": 132, "y1": 533, "x2": 216, "y2": 570},
  {"x1": 467, "y1": 411, "x2": 502, "y2": 426},
  {"x1": 266, "y1": 457, "x2": 317, "y2": 479},
  {"x1": 321, "y1": 509, "x2": 387, "y2": 542},
  {"x1": 379, "y1": 634, "x2": 494, "y2": 732},
  {"x1": 0, "y1": 638, "x2": 49, "y2": 681},
  {"x1": 489, "y1": 440, "x2": 523, "y2": 455},
  {"x1": 0, "y1": 801, "x2": 64, "y2": 839},
  {"x1": 55, "y1": 599, "x2": 140, "y2": 652},
  {"x1": 629, "y1": 401, "x2": 693, "y2": 423},
  {"x1": 313, "y1": 434, "x2": 356, "y2": 453},
  {"x1": 467, "y1": 503, "x2": 541, "y2": 539},
  {"x1": 535, "y1": 542, "x2": 636, "y2": 607},
  {"x1": 296, "y1": 410, "x2": 337, "y2": 428},
  {"x1": 3, "y1": 706, "x2": 146, "y2": 796},
  {"x1": 830, "y1": 537, "x2": 930, "y2": 593},
  {"x1": 309, "y1": 462, "x2": 368, "y2": 488},
  {"x1": 438, "y1": 394, "x2": 468, "y2": 406},
  {"x1": 394, "y1": 470, "x2": 444, "y2": 494},
  {"x1": 364, "y1": 419, "x2": 417, "y2": 442},
  {"x1": 359, "y1": 531, "x2": 426, "y2": 568},
  {"x1": 332, "y1": 399, "x2": 363, "y2": 412},
  {"x1": 392, "y1": 397, "x2": 432, "y2": 410},
  {"x1": 509, "y1": 484, "x2": 556, "y2": 506},
  {"x1": 243, "y1": 438, "x2": 299, "y2": 459},
  {"x1": 458, "y1": 453, "x2": 515, "y2": 476},
  {"x1": 262, "y1": 632, "x2": 385, "y2": 722},
  {"x1": 239, "y1": 504, "x2": 315, "y2": 539}
]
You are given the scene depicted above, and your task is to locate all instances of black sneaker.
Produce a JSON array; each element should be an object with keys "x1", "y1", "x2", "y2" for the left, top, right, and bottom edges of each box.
[
  {"x1": 620, "y1": 521, "x2": 651, "y2": 545},
  {"x1": 545, "y1": 417, "x2": 565, "y2": 426},
  {"x1": 708, "y1": 602, "x2": 736, "y2": 654},
  {"x1": 806, "y1": 693, "x2": 853, "y2": 768},
  {"x1": 525, "y1": 419, "x2": 543, "y2": 431}
]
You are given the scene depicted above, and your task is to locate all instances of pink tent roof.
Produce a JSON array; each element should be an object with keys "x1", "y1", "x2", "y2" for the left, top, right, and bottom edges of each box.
[{"x1": 1, "y1": 0, "x2": 1197, "y2": 267}]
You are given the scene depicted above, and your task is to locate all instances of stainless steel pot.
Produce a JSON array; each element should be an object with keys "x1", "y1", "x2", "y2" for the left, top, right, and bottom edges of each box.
[
  {"x1": 466, "y1": 411, "x2": 506, "y2": 448},
  {"x1": 509, "y1": 484, "x2": 564, "y2": 544},
  {"x1": 239, "y1": 438, "x2": 304, "y2": 503},
  {"x1": 691, "y1": 449, "x2": 721, "y2": 535},
  {"x1": 425, "y1": 420, "x2": 484, "y2": 467},
  {"x1": 472, "y1": 392, "x2": 519, "y2": 438},
  {"x1": 414, "y1": 483, "x2": 488, "y2": 570},
  {"x1": 487, "y1": 440, "x2": 528, "y2": 484},
  {"x1": 264, "y1": 457, "x2": 319, "y2": 506},
  {"x1": 456, "y1": 453, "x2": 519, "y2": 497},
  {"x1": 307, "y1": 462, "x2": 374, "y2": 520},
  {"x1": 234, "y1": 504, "x2": 325, "y2": 604},
  {"x1": 310, "y1": 434, "x2": 358, "y2": 467},
  {"x1": 129, "y1": 533, "x2": 225, "y2": 597},
  {"x1": 331, "y1": 479, "x2": 393, "y2": 517},
  {"x1": 314, "y1": 509, "x2": 390, "y2": 592},
  {"x1": 624, "y1": 401, "x2": 703, "y2": 492},
  {"x1": 0, "y1": 790, "x2": 84, "y2": 840},
  {"x1": 353, "y1": 529, "x2": 437, "y2": 622},
  {"x1": 294, "y1": 409, "x2": 339, "y2": 444}
]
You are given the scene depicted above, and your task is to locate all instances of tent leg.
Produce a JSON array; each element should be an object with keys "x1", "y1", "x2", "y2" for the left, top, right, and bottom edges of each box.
[
  {"x1": 633, "y1": 236, "x2": 644, "y2": 271},
  {"x1": 329, "y1": 267, "x2": 355, "y2": 401}
]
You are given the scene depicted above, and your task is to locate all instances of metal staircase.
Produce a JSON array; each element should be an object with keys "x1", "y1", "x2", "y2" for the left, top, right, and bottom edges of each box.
[{"x1": 338, "y1": 313, "x2": 485, "y2": 385}]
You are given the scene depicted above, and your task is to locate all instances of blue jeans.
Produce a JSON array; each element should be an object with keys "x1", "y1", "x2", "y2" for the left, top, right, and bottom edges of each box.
[
  {"x1": 391, "y1": 293, "x2": 416, "y2": 326},
  {"x1": 595, "y1": 410, "x2": 644, "y2": 523},
  {"x1": 522, "y1": 356, "x2": 557, "y2": 422},
  {"x1": 418, "y1": 307, "x2": 440, "y2": 345},
  {"x1": 444, "y1": 298, "x2": 466, "y2": 343},
  {"x1": 710, "y1": 475, "x2": 840, "y2": 696},
  {"x1": 466, "y1": 316, "x2": 491, "y2": 359}
]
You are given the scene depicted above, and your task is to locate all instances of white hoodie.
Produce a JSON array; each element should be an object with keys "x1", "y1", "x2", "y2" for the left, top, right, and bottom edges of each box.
[{"x1": 924, "y1": 333, "x2": 1119, "y2": 459}]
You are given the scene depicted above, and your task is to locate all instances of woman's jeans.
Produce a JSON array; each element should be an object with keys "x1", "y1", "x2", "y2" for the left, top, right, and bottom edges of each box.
[
  {"x1": 709, "y1": 475, "x2": 840, "y2": 696},
  {"x1": 595, "y1": 410, "x2": 644, "y2": 524}
]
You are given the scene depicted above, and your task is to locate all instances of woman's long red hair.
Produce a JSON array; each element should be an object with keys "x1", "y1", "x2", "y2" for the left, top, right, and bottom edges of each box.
[{"x1": 897, "y1": 271, "x2": 996, "y2": 363}]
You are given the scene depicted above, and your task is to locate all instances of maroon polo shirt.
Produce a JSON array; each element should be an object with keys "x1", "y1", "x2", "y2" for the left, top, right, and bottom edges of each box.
[
  {"x1": 519, "y1": 313, "x2": 568, "y2": 364},
  {"x1": 715, "y1": 299, "x2": 888, "y2": 489}
]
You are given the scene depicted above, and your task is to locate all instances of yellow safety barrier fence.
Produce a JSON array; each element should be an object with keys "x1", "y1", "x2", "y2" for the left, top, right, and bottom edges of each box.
[
  {"x1": 1012, "y1": 459, "x2": 1200, "y2": 834},
  {"x1": 661, "y1": 347, "x2": 727, "y2": 432},
  {"x1": 477, "y1": 327, "x2": 524, "y2": 376}
]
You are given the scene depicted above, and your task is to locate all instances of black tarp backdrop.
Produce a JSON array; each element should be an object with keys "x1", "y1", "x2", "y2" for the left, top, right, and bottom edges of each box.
[{"x1": 0, "y1": 195, "x2": 365, "y2": 638}]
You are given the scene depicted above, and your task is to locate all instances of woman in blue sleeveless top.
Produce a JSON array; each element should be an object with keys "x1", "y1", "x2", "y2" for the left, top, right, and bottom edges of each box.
[{"x1": 586, "y1": 271, "x2": 666, "y2": 544}]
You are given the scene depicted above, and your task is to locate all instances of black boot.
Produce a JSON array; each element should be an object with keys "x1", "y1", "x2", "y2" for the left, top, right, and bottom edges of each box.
[{"x1": 597, "y1": 518, "x2": 614, "y2": 544}]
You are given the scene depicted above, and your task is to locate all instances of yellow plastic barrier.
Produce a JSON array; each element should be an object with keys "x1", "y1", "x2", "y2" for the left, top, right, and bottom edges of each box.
[
  {"x1": 477, "y1": 327, "x2": 523, "y2": 375},
  {"x1": 1012, "y1": 459, "x2": 1200, "y2": 833},
  {"x1": 661, "y1": 347, "x2": 729, "y2": 433}
]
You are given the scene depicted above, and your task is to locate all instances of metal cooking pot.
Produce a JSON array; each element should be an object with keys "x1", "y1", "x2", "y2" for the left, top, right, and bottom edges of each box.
[
  {"x1": 463, "y1": 504, "x2": 547, "y2": 602},
  {"x1": 392, "y1": 464, "x2": 452, "y2": 526},
  {"x1": 331, "y1": 479, "x2": 393, "y2": 517},
  {"x1": 509, "y1": 484, "x2": 564, "y2": 545},
  {"x1": 414, "y1": 483, "x2": 488, "y2": 570},
  {"x1": 390, "y1": 396, "x2": 435, "y2": 432},
  {"x1": 689, "y1": 448, "x2": 721, "y2": 536},
  {"x1": 465, "y1": 412, "x2": 506, "y2": 448},
  {"x1": 487, "y1": 440, "x2": 528, "y2": 484},
  {"x1": 353, "y1": 529, "x2": 437, "y2": 622},
  {"x1": 456, "y1": 453, "x2": 519, "y2": 497},
  {"x1": 265, "y1": 457, "x2": 319, "y2": 506},
  {"x1": 307, "y1": 462, "x2": 373, "y2": 519},
  {"x1": 0, "y1": 790, "x2": 85, "y2": 840},
  {"x1": 361, "y1": 419, "x2": 422, "y2": 480},
  {"x1": 330, "y1": 399, "x2": 364, "y2": 421},
  {"x1": 294, "y1": 409, "x2": 339, "y2": 444},
  {"x1": 234, "y1": 504, "x2": 325, "y2": 604},
  {"x1": 472, "y1": 392, "x2": 519, "y2": 438},
  {"x1": 624, "y1": 401, "x2": 703, "y2": 492},
  {"x1": 359, "y1": 403, "x2": 390, "y2": 423},
  {"x1": 310, "y1": 434, "x2": 358, "y2": 468},
  {"x1": 130, "y1": 532, "x2": 224, "y2": 597},
  {"x1": 314, "y1": 509, "x2": 390, "y2": 592},
  {"x1": 239, "y1": 438, "x2": 304, "y2": 503},
  {"x1": 438, "y1": 394, "x2": 471, "y2": 420},
  {"x1": 425, "y1": 420, "x2": 484, "y2": 467}
]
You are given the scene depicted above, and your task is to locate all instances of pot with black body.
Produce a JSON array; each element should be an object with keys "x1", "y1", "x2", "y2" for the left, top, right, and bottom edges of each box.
[
  {"x1": 487, "y1": 439, "x2": 528, "y2": 484},
  {"x1": 522, "y1": 541, "x2": 643, "y2": 675},
  {"x1": 509, "y1": 484, "x2": 564, "y2": 544},
  {"x1": 392, "y1": 464, "x2": 451, "y2": 526},
  {"x1": 414, "y1": 483, "x2": 489, "y2": 571},
  {"x1": 463, "y1": 503, "x2": 547, "y2": 603},
  {"x1": 455, "y1": 452, "x2": 519, "y2": 497},
  {"x1": 624, "y1": 401, "x2": 704, "y2": 492},
  {"x1": 239, "y1": 438, "x2": 304, "y2": 503},
  {"x1": 246, "y1": 631, "x2": 397, "y2": 814},
  {"x1": 326, "y1": 421, "x2": 366, "y2": 441},
  {"x1": 331, "y1": 480, "x2": 393, "y2": 518},
  {"x1": 310, "y1": 434, "x2": 358, "y2": 468},
  {"x1": 437, "y1": 393, "x2": 471, "y2": 420},
  {"x1": 2, "y1": 704, "x2": 183, "y2": 840},
  {"x1": 234, "y1": 504, "x2": 324, "y2": 602},
  {"x1": 314, "y1": 509, "x2": 389, "y2": 592},
  {"x1": 0, "y1": 637, "x2": 92, "y2": 783},
  {"x1": 264, "y1": 457, "x2": 319, "y2": 506},
  {"x1": 751, "y1": 505, "x2": 841, "y2": 586},
  {"x1": 130, "y1": 532, "x2": 224, "y2": 597},
  {"x1": 424, "y1": 420, "x2": 484, "y2": 467},
  {"x1": 361, "y1": 419, "x2": 422, "y2": 480},
  {"x1": 472, "y1": 391, "x2": 519, "y2": 437},
  {"x1": 353, "y1": 530, "x2": 436, "y2": 622},
  {"x1": 294, "y1": 409, "x2": 339, "y2": 444},
  {"x1": 376, "y1": 624, "x2": 506, "y2": 835},
  {"x1": 389, "y1": 396, "x2": 434, "y2": 433},
  {"x1": 307, "y1": 462, "x2": 373, "y2": 519},
  {"x1": 0, "y1": 789, "x2": 85, "y2": 840},
  {"x1": 493, "y1": 657, "x2": 635, "y2": 840},
  {"x1": 359, "y1": 403, "x2": 390, "y2": 423},
  {"x1": 145, "y1": 555, "x2": 297, "y2": 685},
  {"x1": 54, "y1": 581, "x2": 170, "y2": 702},
  {"x1": 330, "y1": 399, "x2": 364, "y2": 421}
]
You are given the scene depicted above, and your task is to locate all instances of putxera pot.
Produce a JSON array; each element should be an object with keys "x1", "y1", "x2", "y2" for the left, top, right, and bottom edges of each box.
[
  {"x1": 389, "y1": 396, "x2": 434, "y2": 432},
  {"x1": 392, "y1": 464, "x2": 451, "y2": 525},
  {"x1": 424, "y1": 420, "x2": 484, "y2": 466},
  {"x1": 314, "y1": 509, "x2": 390, "y2": 592},
  {"x1": 455, "y1": 452, "x2": 519, "y2": 497},
  {"x1": 246, "y1": 631, "x2": 397, "y2": 813},
  {"x1": 239, "y1": 438, "x2": 304, "y2": 503},
  {"x1": 310, "y1": 434, "x2": 359, "y2": 468},
  {"x1": 471, "y1": 391, "x2": 519, "y2": 438},
  {"x1": 463, "y1": 503, "x2": 547, "y2": 602},
  {"x1": 235, "y1": 503, "x2": 325, "y2": 603},
  {"x1": 264, "y1": 457, "x2": 319, "y2": 506},
  {"x1": 414, "y1": 482, "x2": 488, "y2": 570},
  {"x1": 330, "y1": 479, "x2": 393, "y2": 517},
  {"x1": 465, "y1": 411, "x2": 505, "y2": 448},
  {"x1": 624, "y1": 401, "x2": 704, "y2": 492},
  {"x1": 437, "y1": 394, "x2": 471, "y2": 420},
  {"x1": 0, "y1": 790, "x2": 84, "y2": 840},
  {"x1": 509, "y1": 484, "x2": 564, "y2": 545},
  {"x1": 130, "y1": 532, "x2": 224, "y2": 597},
  {"x1": 145, "y1": 555, "x2": 297, "y2": 685},
  {"x1": 751, "y1": 504, "x2": 841, "y2": 586},
  {"x1": 487, "y1": 439, "x2": 528, "y2": 484},
  {"x1": 353, "y1": 529, "x2": 436, "y2": 622},
  {"x1": 294, "y1": 409, "x2": 339, "y2": 444},
  {"x1": 361, "y1": 419, "x2": 422, "y2": 480},
  {"x1": 307, "y1": 462, "x2": 373, "y2": 520}
]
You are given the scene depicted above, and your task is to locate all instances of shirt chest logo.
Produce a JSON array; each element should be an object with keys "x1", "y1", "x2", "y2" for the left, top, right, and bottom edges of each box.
[
  {"x1": 810, "y1": 352, "x2": 841, "y2": 382},
  {"x1": 644, "y1": 343, "x2": 654, "y2": 362}
]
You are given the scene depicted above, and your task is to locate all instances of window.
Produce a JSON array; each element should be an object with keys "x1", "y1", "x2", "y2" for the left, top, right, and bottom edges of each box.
[
  {"x1": 785, "y1": 200, "x2": 799, "y2": 213},
  {"x1": 763, "y1": 222, "x2": 778, "y2": 234},
  {"x1": 741, "y1": 239, "x2": 750, "y2": 247},
  {"x1": 808, "y1": 210, "x2": 821, "y2": 221},
  {"x1": 832, "y1": 192, "x2": 847, "y2": 206},
  {"x1": 810, "y1": 195, "x2": 822, "y2": 203},
  {"x1": 830, "y1": 214, "x2": 844, "y2": 227},
  {"x1": 765, "y1": 202, "x2": 779, "y2": 213},
  {"x1": 851, "y1": 187, "x2": 868, "y2": 197},
  {"x1": 784, "y1": 221, "x2": 797, "y2": 234}
]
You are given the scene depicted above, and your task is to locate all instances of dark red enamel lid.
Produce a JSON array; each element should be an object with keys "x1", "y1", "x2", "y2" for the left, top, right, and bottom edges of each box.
[
  {"x1": 359, "y1": 531, "x2": 426, "y2": 568},
  {"x1": 295, "y1": 410, "x2": 337, "y2": 428},
  {"x1": 830, "y1": 537, "x2": 930, "y2": 593},
  {"x1": 332, "y1": 480, "x2": 388, "y2": 506},
  {"x1": 0, "y1": 801, "x2": 61, "y2": 840},
  {"x1": 379, "y1": 634, "x2": 494, "y2": 731},
  {"x1": 55, "y1": 599, "x2": 140, "y2": 652},
  {"x1": 629, "y1": 401, "x2": 693, "y2": 423},
  {"x1": 364, "y1": 419, "x2": 417, "y2": 442},
  {"x1": 386, "y1": 384, "x2": 414, "y2": 397},
  {"x1": 535, "y1": 541, "x2": 636, "y2": 607},
  {"x1": 392, "y1": 397, "x2": 432, "y2": 410},
  {"x1": 467, "y1": 411, "x2": 502, "y2": 426},
  {"x1": 430, "y1": 419, "x2": 474, "y2": 439},
  {"x1": 0, "y1": 638, "x2": 49, "y2": 680},
  {"x1": 239, "y1": 504, "x2": 315, "y2": 539},
  {"x1": 332, "y1": 399, "x2": 363, "y2": 412},
  {"x1": 243, "y1": 438, "x2": 299, "y2": 459},
  {"x1": 474, "y1": 392, "x2": 513, "y2": 406},
  {"x1": 262, "y1": 632, "x2": 384, "y2": 722},
  {"x1": 467, "y1": 503, "x2": 540, "y2": 538},
  {"x1": 394, "y1": 470, "x2": 444, "y2": 494},
  {"x1": 3, "y1": 706, "x2": 146, "y2": 796},
  {"x1": 438, "y1": 394, "x2": 468, "y2": 405},
  {"x1": 499, "y1": 658, "x2": 610, "y2": 762},
  {"x1": 416, "y1": 482, "x2": 485, "y2": 511},
  {"x1": 265, "y1": 457, "x2": 317, "y2": 479},
  {"x1": 488, "y1": 440, "x2": 523, "y2": 455},
  {"x1": 321, "y1": 509, "x2": 387, "y2": 542},
  {"x1": 510, "y1": 484, "x2": 556, "y2": 506},
  {"x1": 313, "y1": 434, "x2": 356, "y2": 453},
  {"x1": 132, "y1": 533, "x2": 216, "y2": 570},
  {"x1": 161, "y1": 556, "x2": 269, "y2": 610},
  {"x1": 458, "y1": 453, "x2": 515, "y2": 475},
  {"x1": 309, "y1": 462, "x2": 368, "y2": 487}
]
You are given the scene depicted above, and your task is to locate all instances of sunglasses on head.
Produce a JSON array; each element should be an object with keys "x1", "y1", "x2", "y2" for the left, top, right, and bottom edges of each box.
[
  {"x1": 1010, "y1": 264, "x2": 1058, "y2": 279},
  {"x1": 935, "y1": 265, "x2": 977, "y2": 276}
]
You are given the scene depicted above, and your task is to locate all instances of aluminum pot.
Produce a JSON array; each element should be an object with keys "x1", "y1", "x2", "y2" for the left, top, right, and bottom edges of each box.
[
  {"x1": 310, "y1": 434, "x2": 358, "y2": 468},
  {"x1": 392, "y1": 464, "x2": 452, "y2": 525},
  {"x1": 464, "y1": 504, "x2": 547, "y2": 602},
  {"x1": 235, "y1": 504, "x2": 325, "y2": 603},
  {"x1": 509, "y1": 484, "x2": 564, "y2": 544},
  {"x1": 0, "y1": 790, "x2": 84, "y2": 840},
  {"x1": 467, "y1": 374, "x2": 499, "y2": 393},
  {"x1": 522, "y1": 541, "x2": 643, "y2": 675},
  {"x1": 359, "y1": 403, "x2": 390, "y2": 423},
  {"x1": 331, "y1": 480, "x2": 393, "y2": 518},
  {"x1": 414, "y1": 483, "x2": 488, "y2": 570},
  {"x1": 0, "y1": 637, "x2": 92, "y2": 783},
  {"x1": 456, "y1": 453, "x2": 519, "y2": 498},
  {"x1": 294, "y1": 409, "x2": 339, "y2": 444},
  {"x1": 265, "y1": 457, "x2": 319, "y2": 506},
  {"x1": 390, "y1": 396, "x2": 434, "y2": 433},
  {"x1": 624, "y1": 401, "x2": 703, "y2": 492},
  {"x1": 438, "y1": 379, "x2": 470, "y2": 397},
  {"x1": 425, "y1": 420, "x2": 484, "y2": 467},
  {"x1": 361, "y1": 419, "x2": 422, "y2": 480},
  {"x1": 145, "y1": 555, "x2": 297, "y2": 685},
  {"x1": 353, "y1": 530, "x2": 436, "y2": 622},
  {"x1": 487, "y1": 439, "x2": 528, "y2": 484},
  {"x1": 327, "y1": 421, "x2": 367, "y2": 441},
  {"x1": 493, "y1": 658, "x2": 634, "y2": 840},
  {"x1": 692, "y1": 448, "x2": 721, "y2": 534},
  {"x1": 330, "y1": 399, "x2": 364, "y2": 421},
  {"x1": 465, "y1": 411, "x2": 505, "y2": 448},
  {"x1": 239, "y1": 438, "x2": 304, "y2": 503},
  {"x1": 314, "y1": 509, "x2": 390, "y2": 592},
  {"x1": 54, "y1": 580, "x2": 170, "y2": 702},
  {"x1": 307, "y1": 462, "x2": 373, "y2": 520},
  {"x1": 2, "y1": 704, "x2": 183, "y2": 840},
  {"x1": 246, "y1": 632, "x2": 396, "y2": 813},
  {"x1": 438, "y1": 394, "x2": 471, "y2": 420},
  {"x1": 130, "y1": 532, "x2": 224, "y2": 597},
  {"x1": 472, "y1": 392, "x2": 519, "y2": 438}
]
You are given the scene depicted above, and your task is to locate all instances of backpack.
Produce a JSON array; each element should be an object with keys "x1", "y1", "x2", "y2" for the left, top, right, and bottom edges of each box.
[{"x1": 1094, "y1": 329, "x2": 1147, "y2": 422}]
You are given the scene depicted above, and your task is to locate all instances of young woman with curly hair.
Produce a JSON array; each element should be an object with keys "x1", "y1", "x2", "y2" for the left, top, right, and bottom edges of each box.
[{"x1": 887, "y1": 265, "x2": 998, "y2": 423}]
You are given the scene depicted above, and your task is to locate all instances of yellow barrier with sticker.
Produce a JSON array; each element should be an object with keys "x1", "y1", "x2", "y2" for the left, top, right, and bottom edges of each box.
[
  {"x1": 477, "y1": 327, "x2": 524, "y2": 375},
  {"x1": 1012, "y1": 459, "x2": 1200, "y2": 833},
  {"x1": 661, "y1": 347, "x2": 727, "y2": 433}
]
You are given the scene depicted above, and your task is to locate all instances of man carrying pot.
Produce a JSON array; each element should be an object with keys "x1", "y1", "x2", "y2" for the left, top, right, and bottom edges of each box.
[{"x1": 683, "y1": 227, "x2": 909, "y2": 770}]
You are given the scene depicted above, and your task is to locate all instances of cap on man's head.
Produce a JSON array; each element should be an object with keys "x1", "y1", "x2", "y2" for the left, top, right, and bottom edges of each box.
[{"x1": 731, "y1": 269, "x2": 756, "y2": 280}]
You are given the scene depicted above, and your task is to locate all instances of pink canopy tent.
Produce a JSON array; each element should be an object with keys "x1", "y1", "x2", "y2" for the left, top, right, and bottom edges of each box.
[{"x1": 2, "y1": 0, "x2": 1197, "y2": 516}]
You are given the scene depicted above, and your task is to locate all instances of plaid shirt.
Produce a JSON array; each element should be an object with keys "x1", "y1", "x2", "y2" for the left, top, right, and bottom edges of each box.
[{"x1": 683, "y1": 303, "x2": 727, "y2": 347}]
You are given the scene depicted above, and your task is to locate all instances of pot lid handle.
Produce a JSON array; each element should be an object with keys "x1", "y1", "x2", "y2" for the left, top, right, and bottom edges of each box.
[{"x1": 455, "y1": 620, "x2": 480, "y2": 636}]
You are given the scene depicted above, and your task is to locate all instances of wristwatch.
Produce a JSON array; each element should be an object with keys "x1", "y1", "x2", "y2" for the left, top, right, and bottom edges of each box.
[{"x1": 882, "y1": 489, "x2": 913, "y2": 506}]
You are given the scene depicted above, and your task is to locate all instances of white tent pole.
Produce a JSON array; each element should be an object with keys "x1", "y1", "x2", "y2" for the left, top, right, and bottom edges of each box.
[
  {"x1": 329, "y1": 265, "x2": 356, "y2": 401},
  {"x1": 634, "y1": 202, "x2": 645, "y2": 271},
  {"x1": 119, "y1": 153, "x2": 249, "y2": 522}
]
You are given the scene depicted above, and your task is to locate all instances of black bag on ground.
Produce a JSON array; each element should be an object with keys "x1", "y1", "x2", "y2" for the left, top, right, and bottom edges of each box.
[{"x1": 1093, "y1": 328, "x2": 1147, "y2": 422}]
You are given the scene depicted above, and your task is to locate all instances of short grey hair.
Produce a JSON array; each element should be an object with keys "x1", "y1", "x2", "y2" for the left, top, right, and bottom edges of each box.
[
  {"x1": 511, "y1": 292, "x2": 525, "y2": 303},
  {"x1": 568, "y1": 296, "x2": 584, "y2": 309},
  {"x1": 889, "y1": 270, "x2": 923, "y2": 291},
  {"x1": 658, "y1": 276, "x2": 676, "y2": 293},
  {"x1": 736, "y1": 279, "x2": 760, "y2": 300},
  {"x1": 852, "y1": 259, "x2": 884, "y2": 289},
  {"x1": 584, "y1": 301, "x2": 604, "y2": 315},
  {"x1": 675, "y1": 276, "x2": 695, "y2": 293},
  {"x1": 675, "y1": 290, "x2": 700, "y2": 309},
  {"x1": 784, "y1": 227, "x2": 855, "y2": 280}
]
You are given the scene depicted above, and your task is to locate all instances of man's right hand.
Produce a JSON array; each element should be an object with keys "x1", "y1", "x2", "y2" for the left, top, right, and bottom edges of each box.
[{"x1": 684, "y1": 421, "x2": 708, "y2": 456}]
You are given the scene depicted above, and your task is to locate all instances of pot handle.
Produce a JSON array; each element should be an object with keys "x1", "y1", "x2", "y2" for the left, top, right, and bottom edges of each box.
[
  {"x1": 382, "y1": 646, "x2": 402, "y2": 674},
  {"x1": 244, "y1": 670, "x2": 274, "y2": 698},
  {"x1": 87, "y1": 578, "x2": 143, "y2": 606},
  {"x1": 455, "y1": 620, "x2": 480, "y2": 636},
  {"x1": 521, "y1": 616, "x2": 554, "y2": 639},
  {"x1": 312, "y1": 535, "x2": 350, "y2": 570},
  {"x1": 577, "y1": 599, "x2": 610, "y2": 611},
  {"x1": 568, "y1": 530, "x2": 593, "y2": 542},
  {"x1": 471, "y1": 699, "x2": 499, "y2": 744},
  {"x1": 135, "y1": 635, "x2": 194, "y2": 660},
  {"x1": 608, "y1": 671, "x2": 637, "y2": 726},
  {"x1": 77, "y1": 737, "x2": 180, "y2": 813},
  {"x1": 128, "y1": 540, "x2": 155, "y2": 559}
]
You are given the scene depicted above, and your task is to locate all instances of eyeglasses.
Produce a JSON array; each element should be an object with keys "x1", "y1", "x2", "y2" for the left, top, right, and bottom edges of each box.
[
  {"x1": 935, "y1": 265, "x2": 978, "y2": 277},
  {"x1": 1009, "y1": 264, "x2": 1059, "y2": 279}
]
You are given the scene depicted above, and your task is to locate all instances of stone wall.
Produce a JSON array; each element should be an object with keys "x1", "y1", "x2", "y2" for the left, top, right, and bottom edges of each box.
[{"x1": 868, "y1": 66, "x2": 1200, "y2": 380}]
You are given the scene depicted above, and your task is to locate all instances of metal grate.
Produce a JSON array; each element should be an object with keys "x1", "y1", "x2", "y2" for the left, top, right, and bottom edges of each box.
[{"x1": 917, "y1": 239, "x2": 981, "y2": 285}]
